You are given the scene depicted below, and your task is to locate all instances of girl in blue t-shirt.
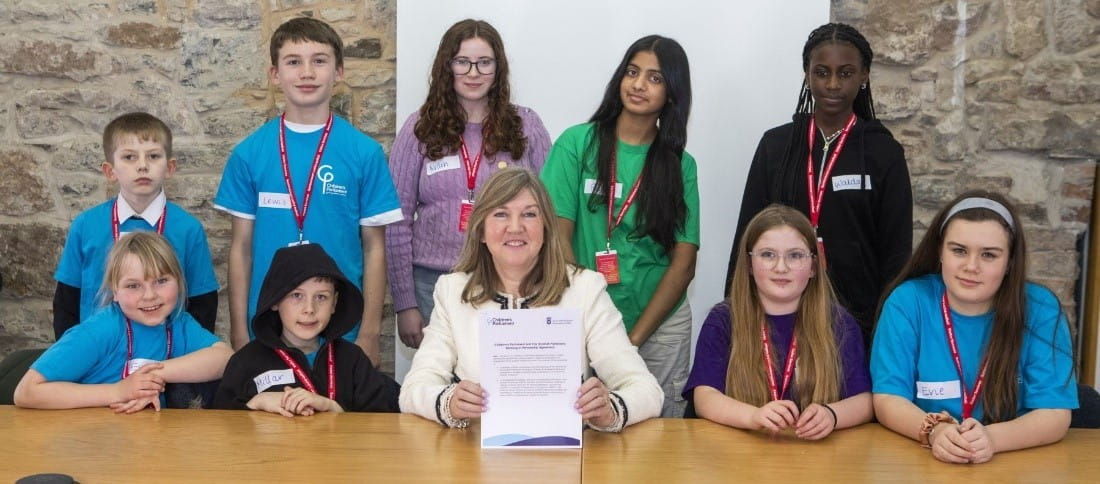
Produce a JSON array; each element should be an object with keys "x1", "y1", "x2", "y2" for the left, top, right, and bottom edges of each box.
[
  {"x1": 686, "y1": 205, "x2": 871, "y2": 439},
  {"x1": 872, "y1": 190, "x2": 1077, "y2": 464},
  {"x1": 14, "y1": 231, "x2": 232, "y2": 413}
]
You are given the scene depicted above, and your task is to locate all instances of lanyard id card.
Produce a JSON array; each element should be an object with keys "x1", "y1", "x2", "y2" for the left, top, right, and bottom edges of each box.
[{"x1": 595, "y1": 249, "x2": 621, "y2": 285}]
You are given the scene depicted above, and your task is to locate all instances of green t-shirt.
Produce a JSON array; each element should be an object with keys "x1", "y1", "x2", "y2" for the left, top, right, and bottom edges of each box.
[{"x1": 541, "y1": 123, "x2": 700, "y2": 331}]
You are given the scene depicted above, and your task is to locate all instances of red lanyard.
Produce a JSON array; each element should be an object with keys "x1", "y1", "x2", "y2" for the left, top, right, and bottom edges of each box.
[
  {"x1": 274, "y1": 345, "x2": 336, "y2": 400},
  {"x1": 459, "y1": 138, "x2": 483, "y2": 199},
  {"x1": 278, "y1": 113, "x2": 334, "y2": 241},
  {"x1": 940, "y1": 292, "x2": 989, "y2": 420},
  {"x1": 121, "y1": 318, "x2": 172, "y2": 379},
  {"x1": 605, "y1": 152, "x2": 644, "y2": 247},
  {"x1": 112, "y1": 199, "x2": 166, "y2": 241},
  {"x1": 760, "y1": 323, "x2": 798, "y2": 401},
  {"x1": 805, "y1": 114, "x2": 857, "y2": 228}
]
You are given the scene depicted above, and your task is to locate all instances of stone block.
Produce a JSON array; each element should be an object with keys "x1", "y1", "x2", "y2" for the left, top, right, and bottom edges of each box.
[
  {"x1": 1061, "y1": 202, "x2": 1092, "y2": 225},
  {"x1": 200, "y1": 108, "x2": 270, "y2": 139},
  {"x1": 180, "y1": 29, "x2": 266, "y2": 92},
  {"x1": 56, "y1": 174, "x2": 106, "y2": 214},
  {"x1": 1053, "y1": 0, "x2": 1100, "y2": 54},
  {"x1": 320, "y1": 7, "x2": 357, "y2": 23},
  {"x1": 344, "y1": 64, "x2": 395, "y2": 89},
  {"x1": 0, "y1": 223, "x2": 67, "y2": 298},
  {"x1": 980, "y1": 108, "x2": 1048, "y2": 152},
  {"x1": 874, "y1": 83, "x2": 920, "y2": 120},
  {"x1": 975, "y1": 77, "x2": 1021, "y2": 103},
  {"x1": 1028, "y1": 227, "x2": 1080, "y2": 253},
  {"x1": 346, "y1": 38, "x2": 383, "y2": 59},
  {"x1": 119, "y1": 0, "x2": 157, "y2": 13},
  {"x1": 1004, "y1": 0, "x2": 1047, "y2": 59},
  {"x1": 931, "y1": 112, "x2": 967, "y2": 162},
  {"x1": 357, "y1": 86, "x2": 396, "y2": 137},
  {"x1": 862, "y1": 1, "x2": 934, "y2": 66},
  {"x1": 1030, "y1": 250, "x2": 1082, "y2": 279},
  {"x1": 42, "y1": 138, "x2": 104, "y2": 173},
  {"x1": 912, "y1": 176, "x2": 957, "y2": 209},
  {"x1": 910, "y1": 65, "x2": 938, "y2": 82},
  {"x1": 0, "y1": 39, "x2": 115, "y2": 81},
  {"x1": 106, "y1": 23, "x2": 181, "y2": 50},
  {"x1": 195, "y1": 0, "x2": 261, "y2": 29},
  {"x1": 963, "y1": 59, "x2": 1010, "y2": 85},
  {"x1": 173, "y1": 142, "x2": 234, "y2": 173},
  {"x1": 1044, "y1": 112, "x2": 1100, "y2": 158},
  {"x1": 273, "y1": 0, "x2": 323, "y2": 11},
  {"x1": 0, "y1": 302, "x2": 54, "y2": 357},
  {"x1": 164, "y1": 175, "x2": 218, "y2": 211},
  {"x1": 1, "y1": 1, "x2": 105, "y2": 24},
  {"x1": 0, "y1": 150, "x2": 54, "y2": 216},
  {"x1": 1023, "y1": 80, "x2": 1100, "y2": 104}
]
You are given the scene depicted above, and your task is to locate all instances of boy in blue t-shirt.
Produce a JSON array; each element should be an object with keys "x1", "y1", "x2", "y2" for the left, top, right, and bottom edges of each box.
[
  {"x1": 53, "y1": 112, "x2": 220, "y2": 339},
  {"x1": 213, "y1": 18, "x2": 402, "y2": 366}
]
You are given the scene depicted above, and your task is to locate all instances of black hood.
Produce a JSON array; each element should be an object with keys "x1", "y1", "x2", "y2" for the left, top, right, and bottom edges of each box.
[{"x1": 252, "y1": 243, "x2": 363, "y2": 348}]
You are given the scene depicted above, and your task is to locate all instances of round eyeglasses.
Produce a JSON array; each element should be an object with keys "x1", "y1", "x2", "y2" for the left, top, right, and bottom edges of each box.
[
  {"x1": 451, "y1": 57, "x2": 496, "y2": 75},
  {"x1": 748, "y1": 249, "x2": 814, "y2": 270}
]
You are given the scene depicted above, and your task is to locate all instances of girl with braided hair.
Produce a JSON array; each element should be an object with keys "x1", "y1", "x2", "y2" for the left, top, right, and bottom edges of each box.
[{"x1": 725, "y1": 23, "x2": 911, "y2": 348}]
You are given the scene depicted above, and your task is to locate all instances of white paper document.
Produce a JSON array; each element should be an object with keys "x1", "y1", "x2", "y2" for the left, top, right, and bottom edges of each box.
[{"x1": 479, "y1": 307, "x2": 583, "y2": 448}]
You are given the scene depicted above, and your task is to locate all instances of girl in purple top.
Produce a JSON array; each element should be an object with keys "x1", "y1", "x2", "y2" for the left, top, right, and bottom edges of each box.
[
  {"x1": 385, "y1": 19, "x2": 551, "y2": 348},
  {"x1": 684, "y1": 205, "x2": 871, "y2": 439}
]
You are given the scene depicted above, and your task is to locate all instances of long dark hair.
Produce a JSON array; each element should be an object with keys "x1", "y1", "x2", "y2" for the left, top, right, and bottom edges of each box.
[
  {"x1": 414, "y1": 19, "x2": 526, "y2": 161},
  {"x1": 776, "y1": 22, "x2": 878, "y2": 204},
  {"x1": 586, "y1": 35, "x2": 692, "y2": 252},
  {"x1": 880, "y1": 190, "x2": 1040, "y2": 423}
]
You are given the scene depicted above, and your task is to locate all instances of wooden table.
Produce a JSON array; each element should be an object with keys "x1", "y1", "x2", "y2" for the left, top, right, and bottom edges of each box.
[
  {"x1": 1, "y1": 406, "x2": 579, "y2": 483},
  {"x1": 6, "y1": 406, "x2": 1099, "y2": 483},
  {"x1": 583, "y1": 418, "x2": 1100, "y2": 483}
]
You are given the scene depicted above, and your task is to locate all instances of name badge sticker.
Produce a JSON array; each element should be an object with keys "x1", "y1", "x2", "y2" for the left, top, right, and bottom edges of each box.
[
  {"x1": 831, "y1": 174, "x2": 863, "y2": 191},
  {"x1": 426, "y1": 156, "x2": 461, "y2": 176},
  {"x1": 126, "y1": 358, "x2": 160, "y2": 375},
  {"x1": 916, "y1": 380, "x2": 962, "y2": 400},
  {"x1": 583, "y1": 179, "x2": 624, "y2": 198},
  {"x1": 254, "y1": 369, "x2": 296, "y2": 393},
  {"x1": 258, "y1": 192, "x2": 292, "y2": 209}
]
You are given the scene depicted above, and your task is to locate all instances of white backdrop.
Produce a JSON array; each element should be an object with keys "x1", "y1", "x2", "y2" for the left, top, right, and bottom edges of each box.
[{"x1": 394, "y1": 0, "x2": 828, "y2": 381}]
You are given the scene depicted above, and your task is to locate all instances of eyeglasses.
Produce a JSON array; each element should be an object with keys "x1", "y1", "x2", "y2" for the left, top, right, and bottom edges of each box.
[
  {"x1": 451, "y1": 57, "x2": 496, "y2": 75},
  {"x1": 748, "y1": 249, "x2": 814, "y2": 270}
]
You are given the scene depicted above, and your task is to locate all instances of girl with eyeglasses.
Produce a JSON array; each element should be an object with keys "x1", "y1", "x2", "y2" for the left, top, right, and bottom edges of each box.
[
  {"x1": 872, "y1": 191, "x2": 1076, "y2": 464},
  {"x1": 385, "y1": 19, "x2": 551, "y2": 350},
  {"x1": 685, "y1": 205, "x2": 871, "y2": 438},
  {"x1": 540, "y1": 35, "x2": 698, "y2": 417},
  {"x1": 724, "y1": 23, "x2": 912, "y2": 348}
]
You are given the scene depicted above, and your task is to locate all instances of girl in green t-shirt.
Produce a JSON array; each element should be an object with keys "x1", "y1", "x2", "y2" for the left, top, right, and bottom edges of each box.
[{"x1": 541, "y1": 35, "x2": 699, "y2": 418}]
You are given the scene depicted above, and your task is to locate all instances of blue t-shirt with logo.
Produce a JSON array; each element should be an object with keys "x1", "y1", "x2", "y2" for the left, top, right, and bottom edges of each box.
[
  {"x1": 213, "y1": 116, "x2": 402, "y2": 342},
  {"x1": 33, "y1": 304, "x2": 222, "y2": 405},
  {"x1": 871, "y1": 274, "x2": 1077, "y2": 421},
  {"x1": 54, "y1": 199, "x2": 219, "y2": 324}
]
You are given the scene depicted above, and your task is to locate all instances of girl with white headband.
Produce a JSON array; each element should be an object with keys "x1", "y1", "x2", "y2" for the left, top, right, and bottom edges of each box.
[{"x1": 871, "y1": 190, "x2": 1077, "y2": 464}]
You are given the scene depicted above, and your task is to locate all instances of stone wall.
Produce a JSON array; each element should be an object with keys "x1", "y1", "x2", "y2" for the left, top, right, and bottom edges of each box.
[
  {"x1": 0, "y1": 0, "x2": 400, "y2": 372},
  {"x1": 835, "y1": 0, "x2": 1100, "y2": 323},
  {"x1": 0, "y1": 1, "x2": 1097, "y2": 368}
]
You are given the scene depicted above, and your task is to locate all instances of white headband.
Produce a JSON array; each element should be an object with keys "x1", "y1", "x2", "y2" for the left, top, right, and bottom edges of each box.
[{"x1": 940, "y1": 197, "x2": 1015, "y2": 233}]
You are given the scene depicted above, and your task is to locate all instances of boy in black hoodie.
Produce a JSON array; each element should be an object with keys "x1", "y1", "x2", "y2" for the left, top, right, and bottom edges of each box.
[{"x1": 214, "y1": 244, "x2": 399, "y2": 414}]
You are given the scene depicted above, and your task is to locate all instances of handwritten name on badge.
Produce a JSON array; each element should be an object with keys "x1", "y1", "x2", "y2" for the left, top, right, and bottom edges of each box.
[
  {"x1": 258, "y1": 192, "x2": 292, "y2": 210},
  {"x1": 254, "y1": 369, "x2": 296, "y2": 393},
  {"x1": 583, "y1": 179, "x2": 624, "y2": 198},
  {"x1": 126, "y1": 358, "x2": 160, "y2": 375},
  {"x1": 916, "y1": 380, "x2": 962, "y2": 400},
  {"x1": 426, "y1": 156, "x2": 461, "y2": 176},
  {"x1": 831, "y1": 174, "x2": 872, "y2": 191}
]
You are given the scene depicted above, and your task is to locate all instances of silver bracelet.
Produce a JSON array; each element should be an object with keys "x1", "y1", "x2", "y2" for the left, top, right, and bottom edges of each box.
[{"x1": 438, "y1": 383, "x2": 470, "y2": 429}]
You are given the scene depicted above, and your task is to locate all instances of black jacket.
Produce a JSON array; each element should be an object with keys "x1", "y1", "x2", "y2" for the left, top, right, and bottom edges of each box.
[
  {"x1": 214, "y1": 243, "x2": 399, "y2": 412},
  {"x1": 727, "y1": 118, "x2": 912, "y2": 344}
]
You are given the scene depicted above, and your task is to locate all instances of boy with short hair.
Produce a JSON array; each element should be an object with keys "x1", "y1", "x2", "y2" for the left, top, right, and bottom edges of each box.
[
  {"x1": 214, "y1": 17, "x2": 402, "y2": 365},
  {"x1": 213, "y1": 243, "x2": 399, "y2": 414},
  {"x1": 54, "y1": 112, "x2": 219, "y2": 338}
]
